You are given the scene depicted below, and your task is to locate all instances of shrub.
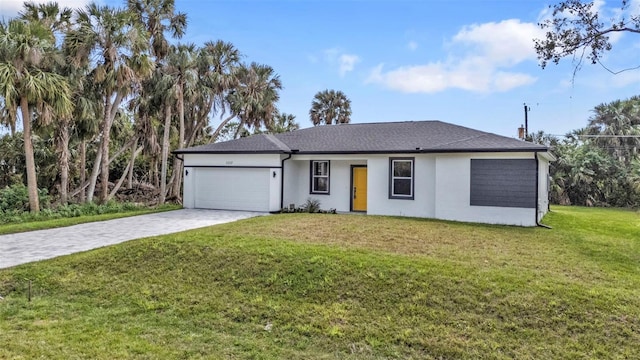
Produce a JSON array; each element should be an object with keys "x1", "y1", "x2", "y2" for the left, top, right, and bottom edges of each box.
[
  {"x1": 0, "y1": 184, "x2": 29, "y2": 212},
  {"x1": 0, "y1": 184, "x2": 50, "y2": 212},
  {"x1": 301, "y1": 198, "x2": 321, "y2": 213},
  {"x1": 0, "y1": 201, "x2": 152, "y2": 225}
]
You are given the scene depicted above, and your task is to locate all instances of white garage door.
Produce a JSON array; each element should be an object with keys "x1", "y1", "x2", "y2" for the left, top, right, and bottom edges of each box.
[{"x1": 193, "y1": 168, "x2": 270, "y2": 212}]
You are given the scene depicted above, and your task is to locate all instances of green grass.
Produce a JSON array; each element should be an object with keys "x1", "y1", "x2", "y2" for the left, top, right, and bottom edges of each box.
[
  {"x1": 0, "y1": 206, "x2": 639, "y2": 359},
  {"x1": 0, "y1": 204, "x2": 180, "y2": 235}
]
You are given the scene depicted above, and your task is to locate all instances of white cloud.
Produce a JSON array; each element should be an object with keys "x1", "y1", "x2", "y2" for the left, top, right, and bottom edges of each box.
[
  {"x1": 338, "y1": 54, "x2": 360, "y2": 76},
  {"x1": 367, "y1": 63, "x2": 536, "y2": 94},
  {"x1": 0, "y1": 0, "x2": 92, "y2": 18},
  {"x1": 367, "y1": 19, "x2": 542, "y2": 94},
  {"x1": 323, "y1": 48, "x2": 340, "y2": 62},
  {"x1": 322, "y1": 48, "x2": 361, "y2": 76},
  {"x1": 407, "y1": 41, "x2": 418, "y2": 51},
  {"x1": 453, "y1": 19, "x2": 543, "y2": 66}
]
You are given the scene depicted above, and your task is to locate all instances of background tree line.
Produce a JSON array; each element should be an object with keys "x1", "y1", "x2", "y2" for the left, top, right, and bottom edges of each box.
[
  {"x1": 0, "y1": 0, "x2": 352, "y2": 212},
  {"x1": 530, "y1": 96, "x2": 640, "y2": 208},
  {"x1": 533, "y1": 0, "x2": 640, "y2": 208}
]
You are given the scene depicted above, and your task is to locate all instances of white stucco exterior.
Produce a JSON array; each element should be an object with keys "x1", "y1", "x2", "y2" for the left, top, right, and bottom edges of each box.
[
  {"x1": 181, "y1": 151, "x2": 552, "y2": 226},
  {"x1": 433, "y1": 152, "x2": 539, "y2": 227},
  {"x1": 282, "y1": 152, "x2": 551, "y2": 226},
  {"x1": 182, "y1": 153, "x2": 281, "y2": 212}
]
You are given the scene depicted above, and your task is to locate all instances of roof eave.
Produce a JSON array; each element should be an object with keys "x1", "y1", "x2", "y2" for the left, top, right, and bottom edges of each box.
[
  {"x1": 290, "y1": 148, "x2": 548, "y2": 155},
  {"x1": 172, "y1": 149, "x2": 287, "y2": 155}
]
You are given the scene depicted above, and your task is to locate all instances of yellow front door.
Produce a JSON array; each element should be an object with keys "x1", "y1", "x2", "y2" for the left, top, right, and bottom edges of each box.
[{"x1": 352, "y1": 167, "x2": 367, "y2": 212}]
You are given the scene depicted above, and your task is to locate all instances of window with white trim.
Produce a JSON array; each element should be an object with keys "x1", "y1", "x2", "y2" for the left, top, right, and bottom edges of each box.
[
  {"x1": 310, "y1": 160, "x2": 330, "y2": 194},
  {"x1": 389, "y1": 157, "x2": 414, "y2": 199}
]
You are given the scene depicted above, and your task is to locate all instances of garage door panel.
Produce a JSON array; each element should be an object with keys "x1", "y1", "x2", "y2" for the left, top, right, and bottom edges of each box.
[{"x1": 194, "y1": 168, "x2": 270, "y2": 211}]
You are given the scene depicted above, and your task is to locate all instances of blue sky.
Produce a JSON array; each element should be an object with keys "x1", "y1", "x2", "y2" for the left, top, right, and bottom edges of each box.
[{"x1": 3, "y1": 0, "x2": 640, "y2": 138}]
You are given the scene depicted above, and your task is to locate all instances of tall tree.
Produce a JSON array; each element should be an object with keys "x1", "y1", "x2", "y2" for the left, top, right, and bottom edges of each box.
[
  {"x1": 223, "y1": 62, "x2": 282, "y2": 139},
  {"x1": 166, "y1": 44, "x2": 198, "y2": 198},
  {"x1": 535, "y1": 0, "x2": 640, "y2": 73},
  {"x1": 128, "y1": 0, "x2": 187, "y2": 201},
  {"x1": 267, "y1": 112, "x2": 299, "y2": 133},
  {"x1": 586, "y1": 97, "x2": 640, "y2": 165},
  {"x1": 309, "y1": 89, "x2": 351, "y2": 126},
  {"x1": 66, "y1": 3, "x2": 153, "y2": 203},
  {"x1": 152, "y1": 69, "x2": 176, "y2": 205},
  {"x1": 0, "y1": 18, "x2": 72, "y2": 212},
  {"x1": 199, "y1": 40, "x2": 241, "y2": 143},
  {"x1": 127, "y1": 0, "x2": 187, "y2": 61},
  {"x1": 20, "y1": 1, "x2": 78, "y2": 204},
  {"x1": 19, "y1": 1, "x2": 72, "y2": 32}
]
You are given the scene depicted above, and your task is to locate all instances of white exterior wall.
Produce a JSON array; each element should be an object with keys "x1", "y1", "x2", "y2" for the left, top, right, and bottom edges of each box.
[
  {"x1": 183, "y1": 153, "x2": 281, "y2": 167},
  {"x1": 183, "y1": 166, "x2": 196, "y2": 208},
  {"x1": 434, "y1": 152, "x2": 537, "y2": 226},
  {"x1": 283, "y1": 155, "x2": 366, "y2": 211},
  {"x1": 182, "y1": 153, "x2": 281, "y2": 212},
  {"x1": 366, "y1": 154, "x2": 436, "y2": 218},
  {"x1": 537, "y1": 155, "x2": 551, "y2": 222},
  {"x1": 183, "y1": 151, "x2": 550, "y2": 225}
]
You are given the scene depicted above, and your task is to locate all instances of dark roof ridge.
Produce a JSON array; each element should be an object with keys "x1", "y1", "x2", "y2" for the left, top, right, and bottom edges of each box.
[
  {"x1": 264, "y1": 133, "x2": 291, "y2": 152},
  {"x1": 323, "y1": 119, "x2": 441, "y2": 127}
]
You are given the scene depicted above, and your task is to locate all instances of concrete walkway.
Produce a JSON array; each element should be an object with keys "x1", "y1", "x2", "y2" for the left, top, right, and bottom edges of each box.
[{"x1": 0, "y1": 209, "x2": 265, "y2": 269}]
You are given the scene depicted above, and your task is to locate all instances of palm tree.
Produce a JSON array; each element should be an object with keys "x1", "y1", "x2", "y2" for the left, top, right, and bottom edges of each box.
[
  {"x1": 309, "y1": 89, "x2": 351, "y2": 126},
  {"x1": 20, "y1": 1, "x2": 79, "y2": 205},
  {"x1": 127, "y1": 0, "x2": 187, "y2": 61},
  {"x1": 198, "y1": 40, "x2": 241, "y2": 143},
  {"x1": 215, "y1": 62, "x2": 282, "y2": 139},
  {"x1": 128, "y1": 0, "x2": 187, "y2": 202},
  {"x1": 19, "y1": 1, "x2": 72, "y2": 33},
  {"x1": 0, "y1": 18, "x2": 72, "y2": 212},
  {"x1": 267, "y1": 112, "x2": 299, "y2": 133},
  {"x1": 587, "y1": 97, "x2": 640, "y2": 165},
  {"x1": 152, "y1": 69, "x2": 177, "y2": 205},
  {"x1": 166, "y1": 44, "x2": 198, "y2": 198},
  {"x1": 66, "y1": 3, "x2": 153, "y2": 203}
]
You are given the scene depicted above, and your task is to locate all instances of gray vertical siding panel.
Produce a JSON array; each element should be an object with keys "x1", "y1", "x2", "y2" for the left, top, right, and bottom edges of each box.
[{"x1": 470, "y1": 159, "x2": 536, "y2": 208}]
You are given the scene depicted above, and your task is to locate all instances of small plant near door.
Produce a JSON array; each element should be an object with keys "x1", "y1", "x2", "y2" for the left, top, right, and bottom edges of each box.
[
  {"x1": 302, "y1": 198, "x2": 321, "y2": 213},
  {"x1": 280, "y1": 198, "x2": 336, "y2": 214}
]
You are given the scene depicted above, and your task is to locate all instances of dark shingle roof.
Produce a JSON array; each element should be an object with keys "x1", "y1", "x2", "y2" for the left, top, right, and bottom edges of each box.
[{"x1": 174, "y1": 121, "x2": 548, "y2": 154}]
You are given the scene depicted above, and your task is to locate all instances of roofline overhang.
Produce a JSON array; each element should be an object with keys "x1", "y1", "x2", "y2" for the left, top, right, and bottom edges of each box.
[
  {"x1": 174, "y1": 148, "x2": 549, "y2": 155},
  {"x1": 172, "y1": 150, "x2": 286, "y2": 155}
]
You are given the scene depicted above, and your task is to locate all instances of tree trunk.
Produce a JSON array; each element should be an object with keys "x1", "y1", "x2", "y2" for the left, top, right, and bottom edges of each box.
[
  {"x1": 57, "y1": 118, "x2": 71, "y2": 205},
  {"x1": 150, "y1": 157, "x2": 159, "y2": 189},
  {"x1": 79, "y1": 139, "x2": 86, "y2": 202},
  {"x1": 211, "y1": 114, "x2": 236, "y2": 142},
  {"x1": 127, "y1": 137, "x2": 138, "y2": 189},
  {"x1": 20, "y1": 97, "x2": 39, "y2": 212},
  {"x1": 233, "y1": 119, "x2": 245, "y2": 139},
  {"x1": 98, "y1": 93, "x2": 125, "y2": 204},
  {"x1": 171, "y1": 85, "x2": 185, "y2": 198},
  {"x1": 109, "y1": 145, "x2": 143, "y2": 200},
  {"x1": 86, "y1": 135, "x2": 103, "y2": 203},
  {"x1": 159, "y1": 103, "x2": 172, "y2": 204},
  {"x1": 98, "y1": 97, "x2": 113, "y2": 204},
  {"x1": 107, "y1": 136, "x2": 137, "y2": 166}
]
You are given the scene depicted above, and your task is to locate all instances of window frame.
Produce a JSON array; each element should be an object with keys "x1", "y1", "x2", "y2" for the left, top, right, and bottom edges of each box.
[
  {"x1": 310, "y1": 160, "x2": 330, "y2": 195},
  {"x1": 389, "y1": 157, "x2": 414, "y2": 200}
]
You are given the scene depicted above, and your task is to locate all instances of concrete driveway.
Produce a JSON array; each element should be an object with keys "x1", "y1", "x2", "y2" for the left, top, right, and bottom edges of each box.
[{"x1": 0, "y1": 209, "x2": 265, "y2": 269}]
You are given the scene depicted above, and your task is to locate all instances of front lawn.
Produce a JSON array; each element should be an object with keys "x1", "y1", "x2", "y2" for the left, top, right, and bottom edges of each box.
[{"x1": 0, "y1": 206, "x2": 638, "y2": 359}]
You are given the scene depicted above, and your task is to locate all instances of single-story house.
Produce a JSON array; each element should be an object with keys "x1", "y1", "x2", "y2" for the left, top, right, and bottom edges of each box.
[{"x1": 174, "y1": 120, "x2": 554, "y2": 227}]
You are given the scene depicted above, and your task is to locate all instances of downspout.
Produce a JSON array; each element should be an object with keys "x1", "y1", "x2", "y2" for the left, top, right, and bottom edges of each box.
[
  {"x1": 279, "y1": 151, "x2": 294, "y2": 210},
  {"x1": 535, "y1": 152, "x2": 552, "y2": 229}
]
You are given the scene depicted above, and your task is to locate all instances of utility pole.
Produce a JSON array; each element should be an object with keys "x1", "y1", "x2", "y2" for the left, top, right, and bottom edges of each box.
[{"x1": 523, "y1": 103, "x2": 530, "y2": 138}]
